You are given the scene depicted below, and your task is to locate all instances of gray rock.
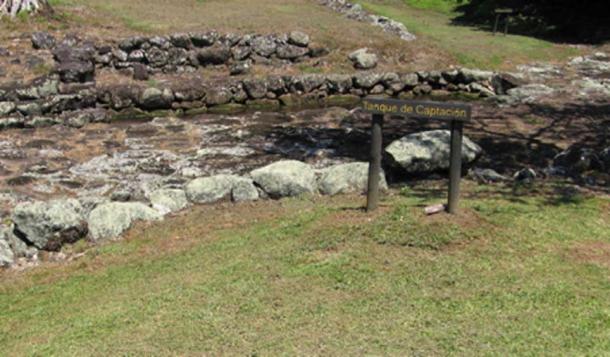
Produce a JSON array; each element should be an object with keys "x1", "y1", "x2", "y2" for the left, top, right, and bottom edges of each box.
[
  {"x1": 140, "y1": 87, "x2": 174, "y2": 110},
  {"x1": 146, "y1": 47, "x2": 169, "y2": 67},
  {"x1": 276, "y1": 44, "x2": 309, "y2": 60},
  {"x1": 353, "y1": 72, "x2": 383, "y2": 89},
  {"x1": 326, "y1": 74, "x2": 353, "y2": 93},
  {"x1": 147, "y1": 188, "x2": 188, "y2": 215},
  {"x1": 0, "y1": 101, "x2": 15, "y2": 116},
  {"x1": 506, "y1": 84, "x2": 555, "y2": 103},
  {"x1": 230, "y1": 61, "x2": 251, "y2": 76},
  {"x1": 402, "y1": 73, "x2": 419, "y2": 87},
  {"x1": 251, "y1": 36, "x2": 277, "y2": 57},
  {"x1": 185, "y1": 174, "x2": 238, "y2": 204},
  {"x1": 349, "y1": 48, "x2": 378, "y2": 69},
  {"x1": 0, "y1": 226, "x2": 14, "y2": 267},
  {"x1": 190, "y1": 32, "x2": 218, "y2": 47},
  {"x1": 469, "y1": 82, "x2": 496, "y2": 97},
  {"x1": 32, "y1": 32, "x2": 56, "y2": 50},
  {"x1": 288, "y1": 31, "x2": 310, "y2": 47},
  {"x1": 16, "y1": 76, "x2": 60, "y2": 100},
  {"x1": 459, "y1": 68, "x2": 494, "y2": 84},
  {"x1": 318, "y1": 162, "x2": 387, "y2": 196},
  {"x1": 197, "y1": 44, "x2": 231, "y2": 65},
  {"x1": 88, "y1": 202, "x2": 162, "y2": 241},
  {"x1": 553, "y1": 145, "x2": 601, "y2": 175},
  {"x1": 251, "y1": 160, "x2": 317, "y2": 198},
  {"x1": 57, "y1": 61, "x2": 95, "y2": 83},
  {"x1": 243, "y1": 78, "x2": 268, "y2": 99},
  {"x1": 231, "y1": 46, "x2": 251, "y2": 61},
  {"x1": 385, "y1": 130, "x2": 482, "y2": 174},
  {"x1": 231, "y1": 177, "x2": 259, "y2": 202},
  {"x1": 292, "y1": 74, "x2": 325, "y2": 93},
  {"x1": 513, "y1": 168, "x2": 537, "y2": 184},
  {"x1": 205, "y1": 86, "x2": 233, "y2": 105},
  {"x1": 169, "y1": 33, "x2": 192, "y2": 49},
  {"x1": 470, "y1": 168, "x2": 509, "y2": 183},
  {"x1": 12, "y1": 199, "x2": 87, "y2": 251}
]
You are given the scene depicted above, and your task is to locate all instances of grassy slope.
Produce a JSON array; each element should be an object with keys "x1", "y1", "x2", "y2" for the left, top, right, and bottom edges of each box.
[
  {"x1": 357, "y1": 0, "x2": 581, "y2": 69},
  {"x1": 1, "y1": 183, "x2": 609, "y2": 355}
]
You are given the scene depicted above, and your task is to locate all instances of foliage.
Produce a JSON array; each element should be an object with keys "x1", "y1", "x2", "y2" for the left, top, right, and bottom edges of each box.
[{"x1": 453, "y1": 0, "x2": 609, "y2": 43}]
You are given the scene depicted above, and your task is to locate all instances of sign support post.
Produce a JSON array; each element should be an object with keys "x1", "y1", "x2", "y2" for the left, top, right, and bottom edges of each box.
[
  {"x1": 447, "y1": 120, "x2": 463, "y2": 214},
  {"x1": 366, "y1": 113, "x2": 384, "y2": 212}
]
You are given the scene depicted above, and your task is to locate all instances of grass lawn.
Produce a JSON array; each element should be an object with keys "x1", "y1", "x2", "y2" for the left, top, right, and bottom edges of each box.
[
  {"x1": 357, "y1": 0, "x2": 582, "y2": 69},
  {"x1": 1, "y1": 182, "x2": 609, "y2": 355}
]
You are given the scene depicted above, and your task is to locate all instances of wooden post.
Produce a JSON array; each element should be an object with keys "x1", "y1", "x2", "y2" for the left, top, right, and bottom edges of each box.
[
  {"x1": 493, "y1": 14, "x2": 500, "y2": 36},
  {"x1": 504, "y1": 15, "x2": 510, "y2": 35},
  {"x1": 366, "y1": 114, "x2": 384, "y2": 212},
  {"x1": 447, "y1": 120, "x2": 463, "y2": 214}
]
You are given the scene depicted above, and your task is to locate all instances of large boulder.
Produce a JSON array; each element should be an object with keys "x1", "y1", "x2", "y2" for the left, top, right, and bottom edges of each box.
[
  {"x1": 186, "y1": 175, "x2": 259, "y2": 204},
  {"x1": 318, "y1": 162, "x2": 387, "y2": 196},
  {"x1": 348, "y1": 48, "x2": 378, "y2": 70},
  {"x1": 147, "y1": 188, "x2": 189, "y2": 215},
  {"x1": 88, "y1": 202, "x2": 162, "y2": 241},
  {"x1": 250, "y1": 160, "x2": 317, "y2": 198},
  {"x1": 385, "y1": 130, "x2": 482, "y2": 174},
  {"x1": 12, "y1": 199, "x2": 88, "y2": 251}
]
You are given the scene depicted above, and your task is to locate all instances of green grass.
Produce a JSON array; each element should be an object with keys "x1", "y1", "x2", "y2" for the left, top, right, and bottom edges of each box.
[
  {"x1": 357, "y1": 0, "x2": 581, "y2": 69},
  {"x1": 402, "y1": 0, "x2": 463, "y2": 14},
  {"x1": 1, "y1": 183, "x2": 609, "y2": 355}
]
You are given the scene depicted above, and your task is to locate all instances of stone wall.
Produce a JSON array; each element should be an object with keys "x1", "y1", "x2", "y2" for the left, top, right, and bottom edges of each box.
[
  {"x1": 319, "y1": 0, "x2": 416, "y2": 41},
  {"x1": 32, "y1": 31, "x2": 328, "y2": 82},
  {"x1": 0, "y1": 68, "x2": 511, "y2": 130}
]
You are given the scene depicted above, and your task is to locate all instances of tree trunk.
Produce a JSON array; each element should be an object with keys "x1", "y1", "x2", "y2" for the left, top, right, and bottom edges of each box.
[{"x1": 0, "y1": 0, "x2": 51, "y2": 18}]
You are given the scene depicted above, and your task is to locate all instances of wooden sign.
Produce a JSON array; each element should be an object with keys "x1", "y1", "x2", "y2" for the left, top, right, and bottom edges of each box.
[
  {"x1": 362, "y1": 98, "x2": 471, "y2": 122},
  {"x1": 362, "y1": 97, "x2": 472, "y2": 214}
]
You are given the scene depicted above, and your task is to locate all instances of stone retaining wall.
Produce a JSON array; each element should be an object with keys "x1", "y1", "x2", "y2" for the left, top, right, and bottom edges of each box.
[
  {"x1": 319, "y1": 0, "x2": 416, "y2": 41},
  {"x1": 33, "y1": 31, "x2": 328, "y2": 82},
  {"x1": 0, "y1": 68, "x2": 512, "y2": 130}
]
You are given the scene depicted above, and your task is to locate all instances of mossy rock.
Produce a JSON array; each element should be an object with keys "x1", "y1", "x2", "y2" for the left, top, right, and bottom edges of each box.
[{"x1": 246, "y1": 99, "x2": 281, "y2": 111}]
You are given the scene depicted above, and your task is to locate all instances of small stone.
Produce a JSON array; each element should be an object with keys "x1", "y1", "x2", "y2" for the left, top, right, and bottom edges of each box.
[
  {"x1": 31, "y1": 32, "x2": 56, "y2": 50},
  {"x1": 288, "y1": 31, "x2": 310, "y2": 47},
  {"x1": 513, "y1": 168, "x2": 537, "y2": 184},
  {"x1": 0, "y1": 101, "x2": 16, "y2": 116},
  {"x1": 348, "y1": 48, "x2": 378, "y2": 70}
]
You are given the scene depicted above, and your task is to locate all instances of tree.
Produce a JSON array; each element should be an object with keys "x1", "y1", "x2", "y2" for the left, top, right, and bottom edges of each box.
[{"x1": 0, "y1": 0, "x2": 51, "y2": 18}]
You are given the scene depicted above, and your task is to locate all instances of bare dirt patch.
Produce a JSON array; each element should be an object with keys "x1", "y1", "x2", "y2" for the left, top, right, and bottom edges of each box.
[{"x1": 571, "y1": 241, "x2": 610, "y2": 269}]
